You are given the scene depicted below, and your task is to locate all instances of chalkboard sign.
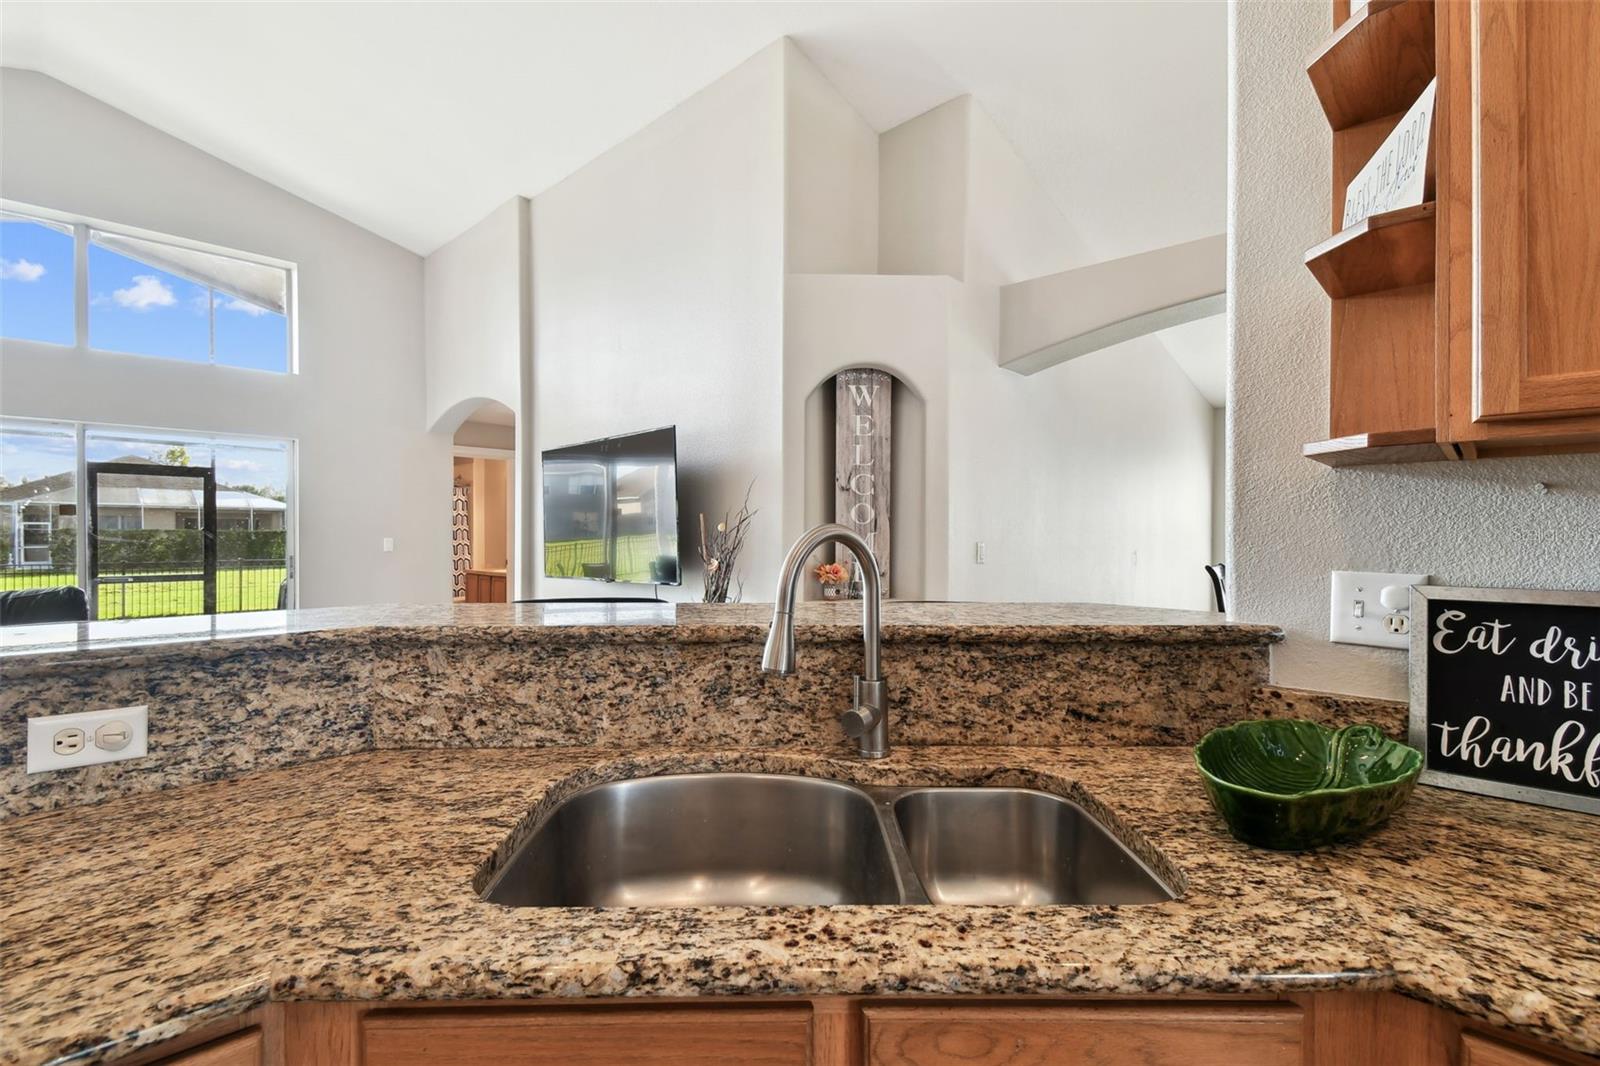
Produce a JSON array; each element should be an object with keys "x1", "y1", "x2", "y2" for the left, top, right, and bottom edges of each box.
[{"x1": 1409, "y1": 586, "x2": 1600, "y2": 815}]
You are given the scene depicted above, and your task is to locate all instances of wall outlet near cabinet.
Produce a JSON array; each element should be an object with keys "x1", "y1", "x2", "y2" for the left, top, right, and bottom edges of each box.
[
  {"x1": 1329, "y1": 571, "x2": 1428, "y2": 649},
  {"x1": 26, "y1": 706, "x2": 148, "y2": 774}
]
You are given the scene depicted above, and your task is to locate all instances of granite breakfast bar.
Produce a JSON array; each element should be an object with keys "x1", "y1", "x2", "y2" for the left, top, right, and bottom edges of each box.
[{"x1": 3, "y1": 605, "x2": 1596, "y2": 1066}]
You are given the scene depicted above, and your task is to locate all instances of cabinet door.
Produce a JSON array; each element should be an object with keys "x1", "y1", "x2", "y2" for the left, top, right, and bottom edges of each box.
[
  {"x1": 863, "y1": 1002, "x2": 1302, "y2": 1066},
  {"x1": 1461, "y1": 1032, "x2": 1565, "y2": 1066},
  {"x1": 1473, "y1": 0, "x2": 1600, "y2": 420},
  {"x1": 157, "y1": 1029, "x2": 262, "y2": 1066},
  {"x1": 360, "y1": 1005, "x2": 811, "y2": 1066}
]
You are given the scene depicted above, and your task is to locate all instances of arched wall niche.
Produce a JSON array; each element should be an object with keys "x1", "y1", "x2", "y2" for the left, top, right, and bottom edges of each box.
[{"x1": 802, "y1": 366, "x2": 926, "y2": 601}]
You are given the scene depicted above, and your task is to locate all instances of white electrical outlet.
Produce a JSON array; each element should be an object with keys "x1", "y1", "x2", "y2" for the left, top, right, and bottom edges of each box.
[
  {"x1": 26, "y1": 706, "x2": 148, "y2": 774},
  {"x1": 1329, "y1": 571, "x2": 1428, "y2": 649},
  {"x1": 975, "y1": 541, "x2": 987, "y2": 564}
]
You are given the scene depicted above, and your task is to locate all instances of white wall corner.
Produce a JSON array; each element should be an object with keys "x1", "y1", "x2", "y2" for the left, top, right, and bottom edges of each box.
[{"x1": 782, "y1": 38, "x2": 879, "y2": 275}]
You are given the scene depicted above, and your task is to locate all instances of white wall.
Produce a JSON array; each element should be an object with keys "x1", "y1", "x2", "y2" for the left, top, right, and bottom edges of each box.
[
  {"x1": 424, "y1": 197, "x2": 526, "y2": 431},
  {"x1": 946, "y1": 299, "x2": 1215, "y2": 610},
  {"x1": 530, "y1": 43, "x2": 787, "y2": 601},
  {"x1": 878, "y1": 98, "x2": 969, "y2": 280},
  {"x1": 787, "y1": 87, "x2": 1216, "y2": 610},
  {"x1": 1229, "y1": 1, "x2": 1600, "y2": 699},
  {"x1": 783, "y1": 273, "x2": 954, "y2": 600},
  {"x1": 782, "y1": 41, "x2": 878, "y2": 276},
  {"x1": 0, "y1": 69, "x2": 447, "y2": 608}
]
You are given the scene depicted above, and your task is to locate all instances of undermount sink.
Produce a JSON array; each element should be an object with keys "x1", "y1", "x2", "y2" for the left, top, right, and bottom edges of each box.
[
  {"x1": 481, "y1": 773, "x2": 906, "y2": 906},
  {"x1": 481, "y1": 772, "x2": 1174, "y2": 908},
  {"x1": 892, "y1": 787, "x2": 1175, "y2": 905}
]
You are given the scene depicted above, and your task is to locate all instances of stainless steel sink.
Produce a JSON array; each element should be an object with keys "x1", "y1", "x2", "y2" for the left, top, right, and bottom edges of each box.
[
  {"x1": 891, "y1": 787, "x2": 1175, "y2": 905},
  {"x1": 481, "y1": 773, "x2": 907, "y2": 906},
  {"x1": 482, "y1": 773, "x2": 1174, "y2": 908}
]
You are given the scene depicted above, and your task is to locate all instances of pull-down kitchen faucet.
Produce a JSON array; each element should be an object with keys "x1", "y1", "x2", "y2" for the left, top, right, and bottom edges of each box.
[{"x1": 761, "y1": 524, "x2": 888, "y2": 759}]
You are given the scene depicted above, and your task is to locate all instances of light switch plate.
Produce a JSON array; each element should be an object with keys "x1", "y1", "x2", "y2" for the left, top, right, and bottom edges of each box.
[
  {"x1": 1330, "y1": 571, "x2": 1428, "y2": 649},
  {"x1": 26, "y1": 706, "x2": 148, "y2": 774}
]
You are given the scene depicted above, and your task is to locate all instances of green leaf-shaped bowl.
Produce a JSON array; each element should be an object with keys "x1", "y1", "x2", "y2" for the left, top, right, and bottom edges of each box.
[{"x1": 1194, "y1": 719, "x2": 1423, "y2": 851}]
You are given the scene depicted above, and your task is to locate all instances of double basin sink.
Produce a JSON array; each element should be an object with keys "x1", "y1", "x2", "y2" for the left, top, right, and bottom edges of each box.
[{"x1": 482, "y1": 773, "x2": 1175, "y2": 908}]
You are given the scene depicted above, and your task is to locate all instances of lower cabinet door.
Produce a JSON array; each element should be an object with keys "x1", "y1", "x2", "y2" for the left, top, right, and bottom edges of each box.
[
  {"x1": 1461, "y1": 1032, "x2": 1566, "y2": 1066},
  {"x1": 863, "y1": 1003, "x2": 1304, "y2": 1066},
  {"x1": 360, "y1": 1005, "x2": 812, "y2": 1066},
  {"x1": 157, "y1": 1028, "x2": 262, "y2": 1066}
]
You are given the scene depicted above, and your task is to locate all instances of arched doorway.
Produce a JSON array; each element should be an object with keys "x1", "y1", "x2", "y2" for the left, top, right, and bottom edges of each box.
[{"x1": 449, "y1": 400, "x2": 515, "y2": 603}]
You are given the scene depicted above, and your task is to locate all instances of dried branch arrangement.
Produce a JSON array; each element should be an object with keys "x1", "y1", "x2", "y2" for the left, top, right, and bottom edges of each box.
[{"x1": 699, "y1": 484, "x2": 756, "y2": 604}]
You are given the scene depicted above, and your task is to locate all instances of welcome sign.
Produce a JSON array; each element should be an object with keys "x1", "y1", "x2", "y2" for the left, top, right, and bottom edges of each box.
[
  {"x1": 1409, "y1": 586, "x2": 1600, "y2": 815},
  {"x1": 835, "y1": 368, "x2": 892, "y2": 596}
]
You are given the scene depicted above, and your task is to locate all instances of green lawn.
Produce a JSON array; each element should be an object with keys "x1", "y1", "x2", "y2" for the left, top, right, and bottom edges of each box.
[
  {"x1": 0, "y1": 567, "x2": 286, "y2": 618},
  {"x1": 544, "y1": 533, "x2": 675, "y2": 583}
]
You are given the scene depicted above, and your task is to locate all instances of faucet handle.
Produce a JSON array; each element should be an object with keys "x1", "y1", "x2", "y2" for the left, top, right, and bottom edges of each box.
[{"x1": 838, "y1": 705, "x2": 879, "y2": 738}]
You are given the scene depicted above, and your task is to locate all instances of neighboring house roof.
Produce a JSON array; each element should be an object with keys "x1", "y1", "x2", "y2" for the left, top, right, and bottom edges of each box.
[
  {"x1": 5, "y1": 485, "x2": 285, "y2": 512},
  {"x1": 0, "y1": 464, "x2": 284, "y2": 512}
]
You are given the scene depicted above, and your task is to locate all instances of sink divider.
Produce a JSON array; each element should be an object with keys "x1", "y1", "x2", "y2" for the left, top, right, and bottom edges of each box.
[{"x1": 865, "y1": 788, "x2": 933, "y2": 905}]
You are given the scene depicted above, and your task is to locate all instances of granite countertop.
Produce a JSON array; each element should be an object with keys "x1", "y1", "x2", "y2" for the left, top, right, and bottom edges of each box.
[
  {"x1": 3, "y1": 745, "x2": 1596, "y2": 1065},
  {"x1": 0, "y1": 601, "x2": 1278, "y2": 666}
]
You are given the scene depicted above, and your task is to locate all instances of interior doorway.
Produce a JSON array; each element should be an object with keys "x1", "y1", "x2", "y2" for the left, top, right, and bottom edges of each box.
[{"x1": 451, "y1": 401, "x2": 516, "y2": 604}]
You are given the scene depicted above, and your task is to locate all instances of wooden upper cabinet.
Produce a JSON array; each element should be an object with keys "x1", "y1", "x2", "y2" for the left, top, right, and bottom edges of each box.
[
  {"x1": 1307, "y1": 0, "x2": 1600, "y2": 464},
  {"x1": 863, "y1": 1002, "x2": 1304, "y2": 1066},
  {"x1": 1469, "y1": 0, "x2": 1600, "y2": 423}
]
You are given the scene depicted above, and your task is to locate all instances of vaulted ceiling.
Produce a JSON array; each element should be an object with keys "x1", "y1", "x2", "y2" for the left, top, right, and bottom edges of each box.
[{"x1": 0, "y1": 1, "x2": 1226, "y2": 258}]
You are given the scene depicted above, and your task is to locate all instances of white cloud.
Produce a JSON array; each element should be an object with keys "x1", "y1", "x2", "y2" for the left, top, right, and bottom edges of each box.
[
  {"x1": 0, "y1": 258, "x2": 46, "y2": 282},
  {"x1": 221, "y1": 296, "x2": 270, "y2": 317},
  {"x1": 112, "y1": 275, "x2": 176, "y2": 311}
]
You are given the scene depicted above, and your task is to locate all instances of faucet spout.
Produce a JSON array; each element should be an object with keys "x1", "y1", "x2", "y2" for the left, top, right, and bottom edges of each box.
[{"x1": 762, "y1": 524, "x2": 888, "y2": 758}]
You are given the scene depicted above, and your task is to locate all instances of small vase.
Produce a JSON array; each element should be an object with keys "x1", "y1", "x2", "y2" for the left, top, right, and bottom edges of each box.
[{"x1": 820, "y1": 584, "x2": 849, "y2": 600}]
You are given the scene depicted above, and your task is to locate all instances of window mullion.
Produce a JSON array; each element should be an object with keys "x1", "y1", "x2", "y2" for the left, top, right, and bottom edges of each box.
[{"x1": 73, "y1": 224, "x2": 89, "y2": 349}]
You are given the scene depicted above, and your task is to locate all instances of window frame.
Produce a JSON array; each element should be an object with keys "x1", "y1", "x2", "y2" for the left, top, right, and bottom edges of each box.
[
  {"x1": 1, "y1": 200, "x2": 299, "y2": 375},
  {"x1": 0, "y1": 415, "x2": 299, "y2": 616}
]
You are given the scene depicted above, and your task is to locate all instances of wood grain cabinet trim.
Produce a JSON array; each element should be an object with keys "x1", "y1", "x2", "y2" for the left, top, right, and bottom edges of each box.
[
  {"x1": 155, "y1": 1028, "x2": 262, "y2": 1066},
  {"x1": 359, "y1": 1004, "x2": 812, "y2": 1066},
  {"x1": 1462, "y1": 1031, "x2": 1568, "y2": 1066},
  {"x1": 1470, "y1": 0, "x2": 1600, "y2": 422},
  {"x1": 862, "y1": 1002, "x2": 1305, "y2": 1066}
]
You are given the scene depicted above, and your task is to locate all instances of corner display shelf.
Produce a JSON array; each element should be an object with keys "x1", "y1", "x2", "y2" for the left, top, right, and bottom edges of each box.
[
  {"x1": 1307, "y1": 0, "x2": 1436, "y2": 131},
  {"x1": 1301, "y1": 0, "x2": 1443, "y2": 467},
  {"x1": 1301, "y1": 429, "x2": 1449, "y2": 467}
]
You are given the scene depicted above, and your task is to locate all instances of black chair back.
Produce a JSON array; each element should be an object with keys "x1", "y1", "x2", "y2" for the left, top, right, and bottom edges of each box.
[
  {"x1": 1204, "y1": 564, "x2": 1228, "y2": 614},
  {"x1": 0, "y1": 586, "x2": 90, "y2": 625}
]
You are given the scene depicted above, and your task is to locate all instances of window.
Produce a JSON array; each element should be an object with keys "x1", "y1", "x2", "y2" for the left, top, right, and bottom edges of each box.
[
  {"x1": 0, "y1": 213, "x2": 74, "y2": 346},
  {"x1": 0, "y1": 203, "x2": 293, "y2": 373},
  {"x1": 1, "y1": 417, "x2": 296, "y2": 619}
]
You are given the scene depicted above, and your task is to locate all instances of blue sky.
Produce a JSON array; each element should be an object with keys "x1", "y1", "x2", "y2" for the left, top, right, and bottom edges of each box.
[
  {"x1": 1, "y1": 421, "x2": 290, "y2": 496},
  {"x1": 0, "y1": 217, "x2": 288, "y2": 372}
]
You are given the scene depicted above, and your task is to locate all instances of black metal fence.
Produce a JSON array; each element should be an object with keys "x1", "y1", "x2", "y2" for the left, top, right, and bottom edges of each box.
[{"x1": 0, "y1": 558, "x2": 286, "y2": 619}]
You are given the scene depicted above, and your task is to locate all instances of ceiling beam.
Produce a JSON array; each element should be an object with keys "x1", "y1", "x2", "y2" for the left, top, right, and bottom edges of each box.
[{"x1": 999, "y1": 234, "x2": 1225, "y2": 375}]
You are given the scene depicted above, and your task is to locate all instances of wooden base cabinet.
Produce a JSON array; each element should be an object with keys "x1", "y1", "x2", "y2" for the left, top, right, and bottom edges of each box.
[
  {"x1": 132, "y1": 994, "x2": 1595, "y2": 1066},
  {"x1": 863, "y1": 1003, "x2": 1304, "y2": 1066},
  {"x1": 360, "y1": 1006, "x2": 810, "y2": 1066}
]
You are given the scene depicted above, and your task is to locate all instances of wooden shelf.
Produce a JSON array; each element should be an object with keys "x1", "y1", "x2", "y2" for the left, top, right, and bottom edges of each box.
[
  {"x1": 1303, "y1": 428, "x2": 1454, "y2": 466},
  {"x1": 1307, "y1": 0, "x2": 1435, "y2": 131},
  {"x1": 1305, "y1": 202, "x2": 1435, "y2": 298}
]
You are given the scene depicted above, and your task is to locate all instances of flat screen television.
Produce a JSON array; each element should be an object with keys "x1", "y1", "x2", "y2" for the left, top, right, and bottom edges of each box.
[{"x1": 541, "y1": 426, "x2": 680, "y2": 585}]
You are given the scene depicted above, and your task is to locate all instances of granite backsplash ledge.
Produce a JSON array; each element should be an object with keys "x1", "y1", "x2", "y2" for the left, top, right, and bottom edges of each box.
[{"x1": 2, "y1": 602, "x2": 1289, "y2": 818}]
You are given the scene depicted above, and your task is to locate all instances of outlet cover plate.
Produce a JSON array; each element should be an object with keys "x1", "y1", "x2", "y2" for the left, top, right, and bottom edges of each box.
[
  {"x1": 26, "y1": 706, "x2": 148, "y2": 774},
  {"x1": 1330, "y1": 571, "x2": 1428, "y2": 649}
]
